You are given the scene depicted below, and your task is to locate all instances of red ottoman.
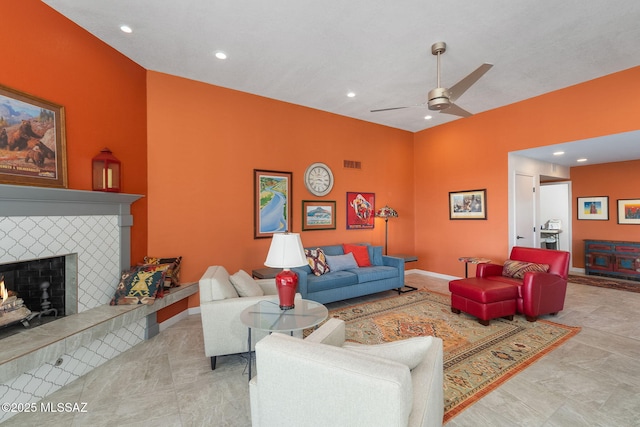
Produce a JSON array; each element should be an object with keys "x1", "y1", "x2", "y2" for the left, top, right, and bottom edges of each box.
[{"x1": 449, "y1": 278, "x2": 518, "y2": 326}]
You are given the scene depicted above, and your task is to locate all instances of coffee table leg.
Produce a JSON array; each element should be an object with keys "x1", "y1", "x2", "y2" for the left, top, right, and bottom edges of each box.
[{"x1": 247, "y1": 327, "x2": 252, "y2": 381}]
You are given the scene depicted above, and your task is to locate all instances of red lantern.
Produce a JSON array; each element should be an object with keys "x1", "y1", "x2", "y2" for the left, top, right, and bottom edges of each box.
[{"x1": 92, "y1": 148, "x2": 121, "y2": 192}]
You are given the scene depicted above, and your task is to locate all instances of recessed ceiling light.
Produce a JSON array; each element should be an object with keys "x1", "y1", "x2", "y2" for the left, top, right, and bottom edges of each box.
[
  {"x1": 577, "y1": 158, "x2": 588, "y2": 162},
  {"x1": 120, "y1": 25, "x2": 133, "y2": 34},
  {"x1": 214, "y1": 51, "x2": 227, "y2": 60},
  {"x1": 347, "y1": 92, "x2": 356, "y2": 98},
  {"x1": 553, "y1": 151, "x2": 565, "y2": 156},
  {"x1": 424, "y1": 115, "x2": 432, "y2": 120}
]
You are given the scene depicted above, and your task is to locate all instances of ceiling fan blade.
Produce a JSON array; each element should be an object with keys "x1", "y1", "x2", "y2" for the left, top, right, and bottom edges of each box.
[
  {"x1": 370, "y1": 103, "x2": 425, "y2": 113},
  {"x1": 448, "y1": 63, "x2": 493, "y2": 102},
  {"x1": 440, "y1": 103, "x2": 472, "y2": 118}
]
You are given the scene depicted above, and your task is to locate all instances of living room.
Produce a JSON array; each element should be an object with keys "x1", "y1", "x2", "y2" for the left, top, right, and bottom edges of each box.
[{"x1": 2, "y1": 1, "x2": 640, "y2": 425}]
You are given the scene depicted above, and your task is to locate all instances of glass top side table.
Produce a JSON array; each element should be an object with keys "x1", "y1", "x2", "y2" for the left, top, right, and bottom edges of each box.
[{"x1": 240, "y1": 299, "x2": 328, "y2": 380}]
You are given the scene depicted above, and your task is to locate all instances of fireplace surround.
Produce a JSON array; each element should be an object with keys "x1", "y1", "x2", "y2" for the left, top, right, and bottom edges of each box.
[{"x1": 0, "y1": 184, "x2": 176, "y2": 423}]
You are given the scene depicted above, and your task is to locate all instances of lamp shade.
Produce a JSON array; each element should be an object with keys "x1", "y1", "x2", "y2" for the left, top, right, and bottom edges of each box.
[
  {"x1": 264, "y1": 233, "x2": 307, "y2": 268},
  {"x1": 375, "y1": 205, "x2": 398, "y2": 219}
]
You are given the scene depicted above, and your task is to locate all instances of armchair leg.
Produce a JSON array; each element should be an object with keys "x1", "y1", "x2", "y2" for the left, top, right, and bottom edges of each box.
[
  {"x1": 451, "y1": 307, "x2": 461, "y2": 314},
  {"x1": 503, "y1": 315, "x2": 514, "y2": 321},
  {"x1": 479, "y1": 319, "x2": 490, "y2": 326},
  {"x1": 210, "y1": 356, "x2": 217, "y2": 370},
  {"x1": 525, "y1": 315, "x2": 538, "y2": 322}
]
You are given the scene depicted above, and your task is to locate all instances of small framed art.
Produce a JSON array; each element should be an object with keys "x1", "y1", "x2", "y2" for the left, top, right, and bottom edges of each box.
[
  {"x1": 617, "y1": 199, "x2": 640, "y2": 225},
  {"x1": 449, "y1": 189, "x2": 487, "y2": 220},
  {"x1": 302, "y1": 200, "x2": 336, "y2": 231},
  {"x1": 346, "y1": 192, "x2": 375, "y2": 229},
  {"x1": 577, "y1": 196, "x2": 608, "y2": 220},
  {"x1": 254, "y1": 169, "x2": 292, "y2": 238}
]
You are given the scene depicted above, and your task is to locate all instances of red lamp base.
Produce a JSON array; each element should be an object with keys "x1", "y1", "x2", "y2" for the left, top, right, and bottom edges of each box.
[{"x1": 275, "y1": 269, "x2": 298, "y2": 310}]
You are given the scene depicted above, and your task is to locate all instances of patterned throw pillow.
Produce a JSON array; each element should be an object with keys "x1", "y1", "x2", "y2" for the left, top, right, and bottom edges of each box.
[
  {"x1": 502, "y1": 260, "x2": 550, "y2": 279},
  {"x1": 110, "y1": 263, "x2": 171, "y2": 305},
  {"x1": 305, "y1": 248, "x2": 330, "y2": 276},
  {"x1": 144, "y1": 256, "x2": 182, "y2": 288}
]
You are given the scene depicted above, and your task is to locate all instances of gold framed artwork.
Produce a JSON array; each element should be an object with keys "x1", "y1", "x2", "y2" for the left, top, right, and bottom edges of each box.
[
  {"x1": 0, "y1": 84, "x2": 67, "y2": 188},
  {"x1": 449, "y1": 189, "x2": 487, "y2": 220}
]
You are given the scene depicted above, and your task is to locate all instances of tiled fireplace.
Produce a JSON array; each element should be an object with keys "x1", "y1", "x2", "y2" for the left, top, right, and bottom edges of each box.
[{"x1": 0, "y1": 184, "x2": 142, "y2": 422}]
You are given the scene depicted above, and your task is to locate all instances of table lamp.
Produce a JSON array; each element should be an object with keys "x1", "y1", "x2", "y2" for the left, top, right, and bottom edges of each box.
[
  {"x1": 264, "y1": 232, "x2": 307, "y2": 310},
  {"x1": 375, "y1": 205, "x2": 398, "y2": 255}
]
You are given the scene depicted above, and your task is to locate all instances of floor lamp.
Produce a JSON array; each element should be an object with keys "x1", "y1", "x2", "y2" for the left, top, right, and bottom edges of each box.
[{"x1": 375, "y1": 205, "x2": 398, "y2": 255}]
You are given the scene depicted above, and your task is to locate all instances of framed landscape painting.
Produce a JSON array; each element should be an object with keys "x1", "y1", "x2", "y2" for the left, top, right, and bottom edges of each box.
[
  {"x1": 346, "y1": 192, "x2": 375, "y2": 229},
  {"x1": 617, "y1": 198, "x2": 640, "y2": 225},
  {"x1": 254, "y1": 169, "x2": 292, "y2": 238},
  {"x1": 449, "y1": 189, "x2": 487, "y2": 220},
  {"x1": 577, "y1": 196, "x2": 608, "y2": 220},
  {"x1": 0, "y1": 84, "x2": 67, "y2": 188},
  {"x1": 302, "y1": 200, "x2": 336, "y2": 231}
]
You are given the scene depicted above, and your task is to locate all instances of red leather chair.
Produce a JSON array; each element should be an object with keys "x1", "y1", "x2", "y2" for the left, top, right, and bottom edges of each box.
[{"x1": 450, "y1": 247, "x2": 570, "y2": 323}]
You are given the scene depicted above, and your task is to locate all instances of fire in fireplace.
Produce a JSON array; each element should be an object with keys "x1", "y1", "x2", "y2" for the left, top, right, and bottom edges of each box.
[{"x1": 0, "y1": 255, "x2": 70, "y2": 339}]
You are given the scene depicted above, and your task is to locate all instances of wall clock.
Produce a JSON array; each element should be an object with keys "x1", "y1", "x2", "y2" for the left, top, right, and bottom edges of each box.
[{"x1": 304, "y1": 162, "x2": 334, "y2": 197}]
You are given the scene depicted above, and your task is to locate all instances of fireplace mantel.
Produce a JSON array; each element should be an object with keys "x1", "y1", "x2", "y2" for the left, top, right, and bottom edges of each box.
[
  {"x1": 0, "y1": 184, "x2": 142, "y2": 216},
  {"x1": 0, "y1": 184, "x2": 143, "y2": 273}
]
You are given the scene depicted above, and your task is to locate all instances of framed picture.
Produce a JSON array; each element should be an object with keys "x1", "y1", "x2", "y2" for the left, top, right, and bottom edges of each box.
[
  {"x1": 0, "y1": 84, "x2": 67, "y2": 188},
  {"x1": 449, "y1": 189, "x2": 487, "y2": 220},
  {"x1": 346, "y1": 192, "x2": 375, "y2": 229},
  {"x1": 577, "y1": 196, "x2": 609, "y2": 220},
  {"x1": 302, "y1": 200, "x2": 336, "y2": 231},
  {"x1": 617, "y1": 199, "x2": 640, "y2": 225},
  {"x1": 254, "y1": 169, "x2": 293, "y2": 238}
]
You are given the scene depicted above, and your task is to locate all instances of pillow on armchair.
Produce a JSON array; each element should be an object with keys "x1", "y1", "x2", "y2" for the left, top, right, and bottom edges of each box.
[{"x1": 502, "y1": 259, "x2": 550, "y2": 279}]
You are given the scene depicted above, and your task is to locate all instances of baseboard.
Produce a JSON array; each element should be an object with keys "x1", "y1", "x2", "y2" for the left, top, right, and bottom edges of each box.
[
  {"x1": 406, "y1": 269, "x2": 460, "y2": 281},
  {"x1": 570, "y1": 267, "x2": 586, "y2": 274}
]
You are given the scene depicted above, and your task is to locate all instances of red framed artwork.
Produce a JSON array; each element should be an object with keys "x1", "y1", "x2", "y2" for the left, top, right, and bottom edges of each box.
[{"x1": 346, "y1": 192, "x2": 375, "y2": 229}]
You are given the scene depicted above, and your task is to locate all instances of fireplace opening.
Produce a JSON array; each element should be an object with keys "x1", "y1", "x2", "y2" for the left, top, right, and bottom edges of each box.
[{"x1": 0, "y1": 255, "x2": 76, "y2": 340}]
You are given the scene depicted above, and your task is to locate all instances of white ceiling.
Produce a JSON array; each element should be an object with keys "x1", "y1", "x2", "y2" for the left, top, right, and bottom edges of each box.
[{"x1": 43, "y1": 0, "x2": 640, "y2": 164}]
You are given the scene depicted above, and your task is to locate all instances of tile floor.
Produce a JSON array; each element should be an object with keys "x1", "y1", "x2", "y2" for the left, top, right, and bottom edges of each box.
[{"x1": 4, "y1": 273, "x2": 640, "y2": 426}]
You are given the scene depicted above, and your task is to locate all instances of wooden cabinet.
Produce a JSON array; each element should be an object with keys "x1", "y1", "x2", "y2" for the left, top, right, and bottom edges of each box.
[{"x1": 584, "y1": 240, "x2": 640, "y2": 280}]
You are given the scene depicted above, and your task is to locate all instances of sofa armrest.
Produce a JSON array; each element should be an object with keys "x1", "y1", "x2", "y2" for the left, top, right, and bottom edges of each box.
[
  {"x1": 476, "y1": 263, "x2": 503, "y2": 277},
  {"x1": 382, "y1": 255, "x2": 405, "y2": 271},
  {"x1": 520, "y1": 272, "x2": 567, "y2": 316},
  {"x1": 291, "y1": 266, "x2": 310, "y2": 298}
]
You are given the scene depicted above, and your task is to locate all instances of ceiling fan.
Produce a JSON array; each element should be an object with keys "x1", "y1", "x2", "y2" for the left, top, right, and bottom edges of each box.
[{"x1": 371, "y1": 42, "x2": 493, "y2": 118}]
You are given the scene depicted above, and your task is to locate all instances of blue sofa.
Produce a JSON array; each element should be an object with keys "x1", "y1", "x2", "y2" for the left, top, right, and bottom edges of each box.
[{"x1": 292, "y1": 243, "x2": 405, "y2": 304}]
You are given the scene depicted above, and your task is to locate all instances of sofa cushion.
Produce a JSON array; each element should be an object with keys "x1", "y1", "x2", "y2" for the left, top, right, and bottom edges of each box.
[
  {"x1": 343, "y1": 244, "x2": 371, "y2": 267},
  {"x1": 320, "y1": 245, "x2": 346, "y2": 256},
  {"x1": 230, "y1": 270, "x2": 264, "y2": 297},
  {"x1": 307, "y1": 270, "x2": 359, "y2": 292},
  {"x1": 326, "y1": 253, "x2": 358, "y2": 272},
  {"x1": 343, "y1": 336, "x2": 433, "y2": 370},
  {"x1": 368, "y1": 245, "x2": 384, "y2": 266},
  {"x1": 209, "y1": 268, "x2": 240, "y2": 300},
  {"x1": 502, "y1": 259, "x2": 550, "y2": 279},
  {"x1": 350, "y1": 265, "x2": 398, "y2": 283},
  {"x1": 305, "y1": 248, "x2": 330, "y2": 276}
]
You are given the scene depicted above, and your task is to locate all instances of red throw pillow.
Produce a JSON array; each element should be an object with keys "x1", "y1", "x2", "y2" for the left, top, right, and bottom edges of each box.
[{"x1": 342, "y1": 244, "x2": 371, "y2": 267}]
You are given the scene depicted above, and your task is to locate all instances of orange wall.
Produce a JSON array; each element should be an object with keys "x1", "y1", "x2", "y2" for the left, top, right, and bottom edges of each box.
[
  {"x1": 571, "y1": 159, "x2": 640, "y2": 267},
  {"x1": 2, "y1": 1, "x2": 148, "y2": 262},
  {"x1": 146, "y1": 72, "x2": 415, "y2": 306},
  {"x1": 414, "y1": 66, "x2": 640, "y2": 277}
]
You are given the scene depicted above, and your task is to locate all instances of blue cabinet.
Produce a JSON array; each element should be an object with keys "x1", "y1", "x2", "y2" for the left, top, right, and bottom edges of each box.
[{"x1": 584, "y1": 240, "x2": 640, "y2": 281}]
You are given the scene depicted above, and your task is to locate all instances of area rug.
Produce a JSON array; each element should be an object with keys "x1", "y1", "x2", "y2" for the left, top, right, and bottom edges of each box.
[
  {"x1": 316, "y1": 290, "x2": 580, "y2": 422},
  {"x1": 569, "y1": 274, "x2": 640, "y2": 293}
]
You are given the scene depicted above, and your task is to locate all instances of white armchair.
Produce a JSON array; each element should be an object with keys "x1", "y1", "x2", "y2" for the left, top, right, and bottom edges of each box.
[
  {"x1": 199, "y1": 265, "x2": 301, "y2": 369},
  {"x1": 249, "y1": 318, "x2": 444, "y2": 427}
]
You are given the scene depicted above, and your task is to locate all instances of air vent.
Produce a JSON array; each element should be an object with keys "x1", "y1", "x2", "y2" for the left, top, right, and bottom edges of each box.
[{"x1": 343, "y1": 160, "x2": 362, "y2": 170}]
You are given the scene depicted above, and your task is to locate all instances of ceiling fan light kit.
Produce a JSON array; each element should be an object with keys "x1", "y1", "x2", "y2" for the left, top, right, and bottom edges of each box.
[{"x1": 371, "y1": 41, "x2": 492, "y2": 118}]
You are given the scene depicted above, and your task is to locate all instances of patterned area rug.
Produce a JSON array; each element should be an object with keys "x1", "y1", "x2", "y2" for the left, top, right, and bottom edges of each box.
[
  {"x1": 569, "y1": 274, "x2": 640, "y2": 293},
  {"x1": 319, "y1": 290, "x2": 580, "y2": 423}
]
